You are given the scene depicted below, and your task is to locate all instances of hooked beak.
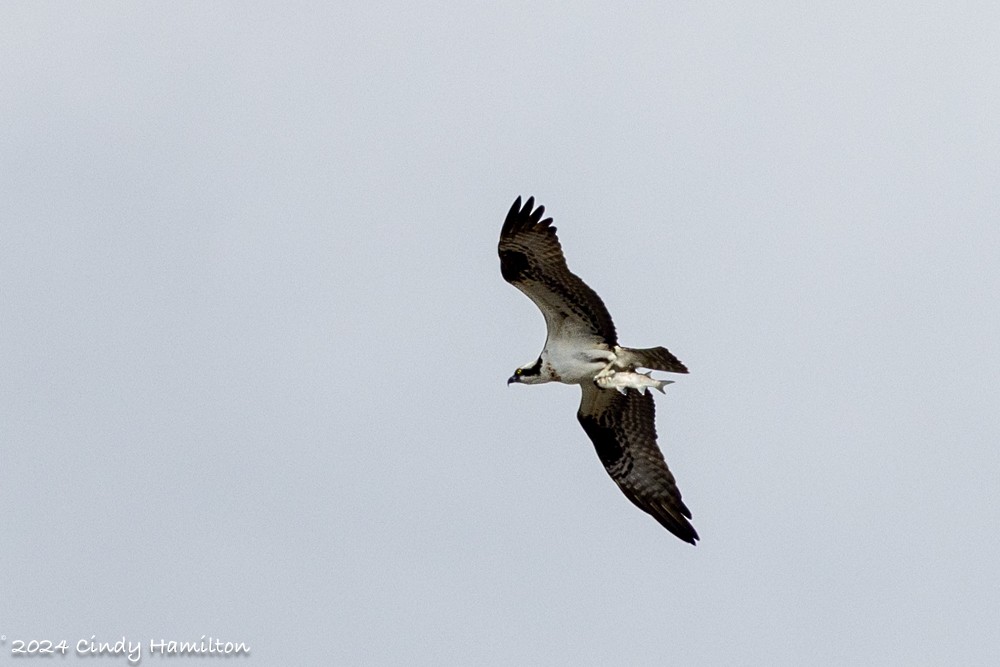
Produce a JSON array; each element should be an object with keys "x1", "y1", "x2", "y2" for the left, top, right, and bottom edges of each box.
[{"x1": 507, "y1": 375, "x2": 520, "y2": 386}]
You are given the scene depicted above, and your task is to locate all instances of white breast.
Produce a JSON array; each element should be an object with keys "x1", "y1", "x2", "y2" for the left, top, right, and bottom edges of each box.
[{"x1": 542, "y1": 337, "x2": 614, "y2": 384}]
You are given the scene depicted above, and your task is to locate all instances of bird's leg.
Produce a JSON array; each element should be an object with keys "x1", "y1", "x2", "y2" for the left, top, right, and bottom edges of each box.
[
  {"x1": 594, "y1": 363, "x2": 615, "y2": 380},
  {"x1": 592, "y1": 348, "x2": 619, "y2": 380}
]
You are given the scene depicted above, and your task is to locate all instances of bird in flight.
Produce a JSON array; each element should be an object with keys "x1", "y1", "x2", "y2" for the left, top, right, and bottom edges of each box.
[{"x1": 499, "y1": 196, "x2": 698, "y2": 544}]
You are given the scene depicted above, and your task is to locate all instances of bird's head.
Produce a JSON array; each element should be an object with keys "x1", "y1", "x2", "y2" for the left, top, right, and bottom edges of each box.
[{"x1": 508, "y1": 358, "x2": 545, "y2": 385}]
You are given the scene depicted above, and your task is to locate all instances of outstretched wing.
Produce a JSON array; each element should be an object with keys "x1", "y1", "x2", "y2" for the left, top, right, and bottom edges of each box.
[
  {"x1": 577, "y1": 383, "x2": 698, "y2": 544},
  {"x1": 498, "y1": 196, "x2": 617, "y2": 346}
]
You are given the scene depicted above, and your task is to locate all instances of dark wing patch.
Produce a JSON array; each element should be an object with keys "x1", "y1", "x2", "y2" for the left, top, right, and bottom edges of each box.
[
  {"x1": 499, "y1": 247, "x2": 531, "y2": 283},
  {"x1": 499, "y1": 196, "x2": 617, "y2": 345},
  {"x1": 577, "y1": 383, "x2": 698, "y2": 545}
]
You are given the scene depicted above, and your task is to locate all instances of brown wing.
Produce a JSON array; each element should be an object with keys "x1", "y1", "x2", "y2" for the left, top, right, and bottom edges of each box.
[
  {"x1": 498, "y1": 196, "x2": 617, "y2": 346},
  {"x1": 577, "y1": 383, "x2": 698, "y2": 544}
]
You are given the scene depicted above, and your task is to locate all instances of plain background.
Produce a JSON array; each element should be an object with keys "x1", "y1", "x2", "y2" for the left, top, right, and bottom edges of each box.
[{"x1": 3, "y1": 3, "x2": 999, "y2": 665}]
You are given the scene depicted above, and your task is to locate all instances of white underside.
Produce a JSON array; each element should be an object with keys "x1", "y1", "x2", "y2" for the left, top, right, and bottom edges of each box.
[
  {"x1": 540, "y1": 337, "x2": 613, "y2": 384},
  {"x1": 540, "y1": 340, "x2": 670, "y2": 393}
]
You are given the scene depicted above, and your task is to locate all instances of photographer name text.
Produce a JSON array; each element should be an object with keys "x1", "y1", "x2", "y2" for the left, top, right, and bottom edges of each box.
[{"x1": 3, "y1": 635, "x2": 250, "y2": 663}]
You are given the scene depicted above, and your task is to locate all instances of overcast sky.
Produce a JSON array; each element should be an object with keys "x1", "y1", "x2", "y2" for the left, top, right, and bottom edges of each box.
[{"x1": 3, "y1": 3, "x2": 999, "y2": 665}]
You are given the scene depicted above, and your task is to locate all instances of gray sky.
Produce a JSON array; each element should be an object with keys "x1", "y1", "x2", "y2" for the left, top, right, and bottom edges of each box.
[{"x1": 3, "y1": 2, "x2": 999, "y2": 665}]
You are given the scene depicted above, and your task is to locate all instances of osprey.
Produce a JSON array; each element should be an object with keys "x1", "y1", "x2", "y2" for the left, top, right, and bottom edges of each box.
[{"x1": 500, "y1": 196, "x2": 698, "y2": 545}]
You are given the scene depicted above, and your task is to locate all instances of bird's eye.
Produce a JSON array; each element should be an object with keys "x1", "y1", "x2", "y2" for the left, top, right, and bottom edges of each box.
[{"x1": 515, "y1": 368, "x2": 522, "y2": 375}]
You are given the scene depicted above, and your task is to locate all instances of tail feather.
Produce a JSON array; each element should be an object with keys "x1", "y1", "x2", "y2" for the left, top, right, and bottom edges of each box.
[{"x1": 618, "y1": 346, "x2": 689, "y2": 374}]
